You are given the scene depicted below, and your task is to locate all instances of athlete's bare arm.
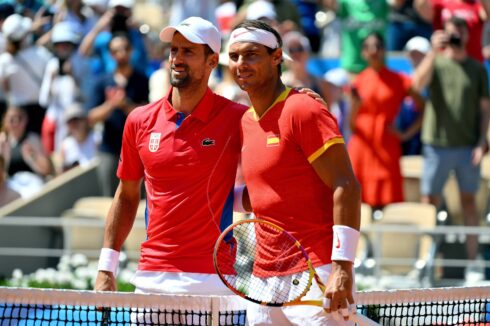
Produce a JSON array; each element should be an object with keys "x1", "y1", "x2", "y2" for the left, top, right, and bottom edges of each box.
[
  {"x1": 95, "y1": 179, "x2": 141, "y2": 292},
  {"x1": 310, "y1": 143, "x2": 361, "y2": 318}
]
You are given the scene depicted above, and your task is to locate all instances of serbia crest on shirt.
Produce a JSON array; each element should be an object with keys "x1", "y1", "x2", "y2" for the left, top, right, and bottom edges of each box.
[{"x1": 149, "y1": 132, "x2": 161, "y2": 152}]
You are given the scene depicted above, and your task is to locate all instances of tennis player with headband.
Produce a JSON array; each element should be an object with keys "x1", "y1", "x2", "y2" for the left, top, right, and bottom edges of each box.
[{"x1": 228, "y1": 20, "x2": 362, "y2": 325}]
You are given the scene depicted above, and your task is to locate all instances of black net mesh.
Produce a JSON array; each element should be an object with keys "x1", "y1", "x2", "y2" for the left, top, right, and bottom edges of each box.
[
  {"x1": 0, "y1": 287, "x2": 247, "y2": 326},
  {"x1": 357, "y1": 295, "x2": 490, "y2": 325}
]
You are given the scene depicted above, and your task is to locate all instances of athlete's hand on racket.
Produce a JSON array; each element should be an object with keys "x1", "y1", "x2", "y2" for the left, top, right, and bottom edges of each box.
[
  {"x1": 324, "y1": 260, "x2": 356, "y2": 321},
  {"x1": 213, "y1": 219, "x2": 379, "y2": 326}
]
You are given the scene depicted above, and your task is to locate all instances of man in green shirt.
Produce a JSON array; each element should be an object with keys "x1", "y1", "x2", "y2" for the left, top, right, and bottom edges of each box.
[
  {"x1": 413, "y1": 16, "x2": 490, "y2": 266},
  {"x1": 324, "y1": 0, "x2": 405, "y2": 74}
]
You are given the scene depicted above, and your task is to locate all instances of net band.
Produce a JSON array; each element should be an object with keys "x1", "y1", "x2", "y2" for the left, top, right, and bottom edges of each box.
[
  {"x1": 0, "y1": 287, "x2": 247, "y2": 326},
  {"x1": 1, "y1": 286, "x2": 489, "y2": 325}
]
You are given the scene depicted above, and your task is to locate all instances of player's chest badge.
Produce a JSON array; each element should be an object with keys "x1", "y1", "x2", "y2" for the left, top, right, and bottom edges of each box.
[
  {"x1": 266, "y1": 135, "x2": 280, "y2": 147},
  {"x1": 201, "y1": 138, "x2": 216, "y2": 147},
  {"x1": 149, "y1": 132, "x2": 161, "y2": 152}
]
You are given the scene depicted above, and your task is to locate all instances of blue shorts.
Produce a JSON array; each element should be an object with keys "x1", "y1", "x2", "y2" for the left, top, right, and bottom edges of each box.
[{"x1": 421, "y1": 145, "x2": 481, "y2": 196}]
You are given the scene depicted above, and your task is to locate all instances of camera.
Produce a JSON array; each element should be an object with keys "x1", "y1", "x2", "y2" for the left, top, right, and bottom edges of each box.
[
  {"x1": 111, "y1": 13, "x2": 129, "y2": 34},
  {"x1": 448, "y1": 34, "x2": 462, "y2": 47}
]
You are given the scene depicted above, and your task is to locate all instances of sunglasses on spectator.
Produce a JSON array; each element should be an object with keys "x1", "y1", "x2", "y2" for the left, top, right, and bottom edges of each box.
[
  {"x1": 8, "y1": 115, "x2": 25, "y2": 124},
  {"x1": 110, "y1": 45, "x2": 131, "y2": 54},
  {"x1": 362, "y1": 43, "x2": 384, "y2": 51},
  {"x1": 288, "y1": 46, "x2": 305, "y2": 54}
]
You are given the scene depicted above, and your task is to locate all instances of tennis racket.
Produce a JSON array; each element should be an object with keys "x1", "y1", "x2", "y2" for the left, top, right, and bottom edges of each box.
[{"x1": 213, "y1": 218, "x2": 378, "y2": 325}]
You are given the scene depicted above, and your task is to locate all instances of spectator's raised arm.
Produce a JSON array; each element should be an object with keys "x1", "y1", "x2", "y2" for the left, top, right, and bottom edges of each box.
[
  {"x1": 79, "y1": 10, "x2": 114, "y2": 56},
  {"x1": 412, "y1": 30, "x2": 446, "y2": 91},
  {"x1": 414, "y1": 0, "x2": 434, "y2": 23}
]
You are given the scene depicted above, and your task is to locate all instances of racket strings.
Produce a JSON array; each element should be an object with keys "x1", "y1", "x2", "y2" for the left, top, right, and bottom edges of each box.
[{"x1": 216, "y1": 221, "x2": 313, "y2": 305}]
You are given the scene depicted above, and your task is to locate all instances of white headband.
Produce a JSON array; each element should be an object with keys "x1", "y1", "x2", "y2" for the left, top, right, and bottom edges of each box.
[{"x1": 227, "y1": 27, "x2": 292, "y2": 61}]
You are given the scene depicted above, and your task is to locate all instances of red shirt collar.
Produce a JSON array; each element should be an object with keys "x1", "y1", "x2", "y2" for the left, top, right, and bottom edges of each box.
[{"x1": 163, "y1": 87, "x2": 215, "y2": 123}]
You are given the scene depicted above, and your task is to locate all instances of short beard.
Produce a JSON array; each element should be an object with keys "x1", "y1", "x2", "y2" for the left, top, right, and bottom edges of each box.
[
  {"x1": 170, "y1": 74, "x2": 190, "y2": 88},
  {"x1": 170, "y1": 64, "x2": 191, "y2": 88}
]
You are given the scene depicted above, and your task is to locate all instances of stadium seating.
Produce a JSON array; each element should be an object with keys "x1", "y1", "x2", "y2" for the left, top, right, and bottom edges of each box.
[
  {"x1": 375, "y1": 202, "x2": 438, "y2": 287},
  {"x1": 356, "y1": 203, "x2": 374, "y2": 273},
  {"x1": 400, "y1": 155, "x2": 423, "y2": 203},
  {"x1": 61, "y1": 197, "x2": 113, "y2": 256},
  {"x1": 62, "y1": 197, "x2": 147, "y2": 262}
]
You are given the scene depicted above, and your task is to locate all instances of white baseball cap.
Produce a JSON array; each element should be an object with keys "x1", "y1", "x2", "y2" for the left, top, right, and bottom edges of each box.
[
  {"x1": 108, "y1": 0, "x2": 133, "y2": 9},
  {"x1": 51, "y1": 22, "x2": 80, "y2": 44},
  {"x1": 2, "y1": 14, "x2": 32, "y2": 41},
  {"x1": 83, "y1": 0, "x2": 108, "y2": 8},
  {"x1": 246, "y1": 0, "x2": 276, "y2": 21},
  {"x1": 64, "y1": 103, "x2": 87, "y2": 123},
  {"x1": 404, "y1": 36, "x2": 431, "y2": 54},
  {"x1": 160, "y1": 16, "x2": 221, "y2": 53},
  {"x1": 283, "y1": 31, "x2": 311, "y2": 52},
  {"x1": 324, "y1": 68, "x2": 349, "y2": 88}
]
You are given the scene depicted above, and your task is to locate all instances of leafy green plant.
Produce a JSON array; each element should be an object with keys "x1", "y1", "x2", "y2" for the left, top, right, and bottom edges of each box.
[{"x1": 2, "y1": 253, "x2": 136, "y2": 292}]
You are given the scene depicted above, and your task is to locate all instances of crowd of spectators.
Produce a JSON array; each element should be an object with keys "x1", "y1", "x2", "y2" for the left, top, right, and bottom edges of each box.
[{"x1": 0, "y1": 0, "x2": 489, "y2": 262}]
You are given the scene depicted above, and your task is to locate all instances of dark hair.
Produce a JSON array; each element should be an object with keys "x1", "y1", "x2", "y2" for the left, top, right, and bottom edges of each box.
[
  {"x1": 232, "y1": 19, "x2": 283, "y2": 75},
  {"x1": 362, "y1": 31, "x2": 385, "y2": 49},
  {"x1": 234, "y1": 19, "x2": 283, "y2": 49},
  {"x1": 111, "y1": 12, "x2": 129, "y2": 34},
  {"x1": 445, "y1": 16, "x2": 469, "y2": 30},
  {"x1": 203, "y1": 44, "x2": 214, "y2": 57},
  {"x1": 6, "y1": 40, "x2": 22, "y2": 55},
  {"x1": 111, "y1": 32, "x2": 130, "y2": 42},
  {"x1": 109, "y1": 32, "x2": 132, "y2": 50}
]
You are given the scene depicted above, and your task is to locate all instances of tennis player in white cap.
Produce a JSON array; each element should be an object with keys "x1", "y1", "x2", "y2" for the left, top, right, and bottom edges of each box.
[{"x1": 94, "y1": 17, "x2": 248, "y2": 303}]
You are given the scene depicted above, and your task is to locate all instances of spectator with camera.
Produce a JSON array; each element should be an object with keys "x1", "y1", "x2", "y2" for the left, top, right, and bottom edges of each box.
[
  {"x1": 415, "y1": 0, "x2": 490, "y2": 62},
  {"x1": 79, "y1": 0, "x2": 148, "y2": 76},
  {"x1": 412, "y1": 16, "x2": 490, "y2": 268}
]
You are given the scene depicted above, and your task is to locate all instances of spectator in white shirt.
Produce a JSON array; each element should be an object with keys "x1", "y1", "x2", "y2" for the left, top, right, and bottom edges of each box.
[
  {"x1": 59, "y1": 102, "x2": 97, "y2": 174},
  {"x1": 0, "y1": 14, "x2": 51, "y2": 134}
]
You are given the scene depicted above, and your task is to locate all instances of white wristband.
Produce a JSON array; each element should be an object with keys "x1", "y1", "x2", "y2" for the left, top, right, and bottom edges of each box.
[
  {"x1": 98, "y1": 248, "x2": 120, "y2": 274},
  {"x1": 233, "y1": 185, "x2": 249, "y2": 213},
  {"x1": 331, "y1": 225, "x2": 360, "y2": 262}
]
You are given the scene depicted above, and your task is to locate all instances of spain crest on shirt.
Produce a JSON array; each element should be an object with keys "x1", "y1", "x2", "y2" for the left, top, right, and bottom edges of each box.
[
  {"x1": 266, "y1": 135, "x2": 280, "y2": 147},
  {"x1": 149, "y1": 132, "x2": 161, "y2": 152}
]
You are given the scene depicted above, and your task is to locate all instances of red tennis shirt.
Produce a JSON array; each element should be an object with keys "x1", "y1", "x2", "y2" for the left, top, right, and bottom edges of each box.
[
  {"x1": 117, "y1": 87, "x2": 247, "y2": 273},
  {"x1": 241, "y1": 88, "x2": 344, "y2": 270}
]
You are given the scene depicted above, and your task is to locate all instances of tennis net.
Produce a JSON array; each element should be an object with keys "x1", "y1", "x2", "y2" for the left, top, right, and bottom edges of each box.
[
  {"x1": 1, "y1": 286, "x2": 490, "y2": 325},
  {"x1": 0, "y1": 287, "x2": 247, "y2": 325},
  {"x1": 356, "y1": 285, "x2": 490, "y2": 325}
]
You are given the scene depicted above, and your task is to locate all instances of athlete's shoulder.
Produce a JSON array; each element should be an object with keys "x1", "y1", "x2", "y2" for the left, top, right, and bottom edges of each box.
[
  {"x1": 213, "y1": 92, "x2": 248, "y2": 116},
  {"x1": 284, "y1": 89, "x2": 327, "y2": 116},
  {"x1": 127, "y1": 98, "x2": 164, "y2": 123}
]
